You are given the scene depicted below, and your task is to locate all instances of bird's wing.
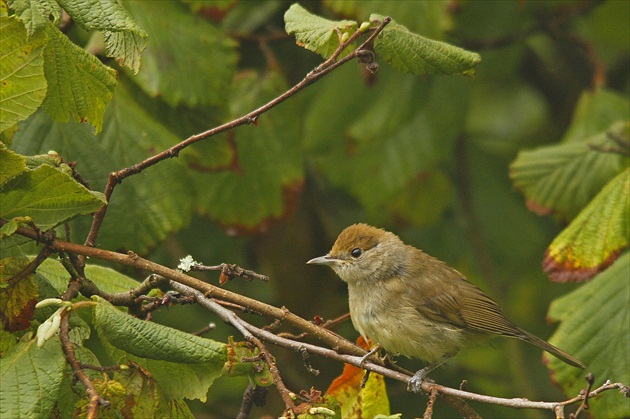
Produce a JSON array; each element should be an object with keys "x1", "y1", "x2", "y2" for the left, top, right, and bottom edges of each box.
[
  {"x1": 457, "y1": 281, "x2": 523, "y2": 338},
  {"x1": 414, "y1": 277, "x2": 524, "y2": 338}
]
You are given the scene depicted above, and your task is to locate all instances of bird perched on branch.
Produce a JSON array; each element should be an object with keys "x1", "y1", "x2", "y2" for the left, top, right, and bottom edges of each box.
[{"x1": 307, "y1": 223, "x2": 585, "y2": 392}]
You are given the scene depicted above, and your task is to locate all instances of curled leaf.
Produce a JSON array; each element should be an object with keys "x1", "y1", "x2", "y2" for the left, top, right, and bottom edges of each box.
[{"x1": 371, "y1": 14, "x2": 481, "y2": 77}]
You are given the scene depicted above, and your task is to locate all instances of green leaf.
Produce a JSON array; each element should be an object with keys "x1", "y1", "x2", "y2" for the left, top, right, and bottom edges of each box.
[
  {"x1": 94, "y1": 299, "x2": 227, "y2": 364},
  {"x1": 284, "y1": 3, "x2": 358, "y2": 59},
  {"x1": 543, "y1": 168, "x2": 629, "y2": 282},
  {"x1": 371, "y1": 14, "x2": 481, "y2": 76},
  {"x1": 11, "y1": 84, "x2": 194, "y2": 253},
  {"x1": 0, "y1": 337, "x2": 66, "y2": 418},
  {"x1": 6, "y1": 0, "x2": 61, "y2": 36},
  {"x1": 546, "y1": 253, "x2": 630, "y2": 418},
  {"x1": 0, "y1": 164, "x2": 106, "y2": 230},
  {"x1": 510, "y1": 121, "x2": 628, "y2": 218},
  {"x1": 122, "y1": 0, "x2": 237, "y2": 107},
  {"x1": 93, "y1": 298, "x2": 228, "y2": 401},
  {"x1": 41, "y1": 22, "x2": 117, "y2": 133},
  {"x1": 56, "y1": 0, "x2": 147, "y2": 74},
  {"x1": 36, "y1": 258, "x2": 140, "y2": 294},
  {"x1": 324, "y1": 0, "x2": 451, "y2": 40},
  {"x1": 562, "y1": 88, "x2": 630, "y2": 144},
  {"x1": 0, "y1": 143, "x2": 26, "y2": 184},
  {"x1": 194, "y1": 70, "x2": 303, "y2": 233},
  {"x1": 108, "y1": 368, "x2": 195, "y2": 418},
  {"x1": 0, "y1": 16, "x2": 47, "y2": 133}
]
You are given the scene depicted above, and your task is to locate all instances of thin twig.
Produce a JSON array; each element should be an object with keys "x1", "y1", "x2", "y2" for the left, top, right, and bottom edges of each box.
[
  {"x1": 8, "y1": 245, "x2": 52, "y2": 285},
  {"x1": 7, "y1": 222, "x2": 628, "y2": 416},
  {"x1": 166, "y1": 280, "x2": 299, "y2": 413},
  {"x1": 59, "y1": 309, "x2": 110, "y2": 418},
  {"x1": 82, "y1": 16, "x2": 393, "y2": 254}
]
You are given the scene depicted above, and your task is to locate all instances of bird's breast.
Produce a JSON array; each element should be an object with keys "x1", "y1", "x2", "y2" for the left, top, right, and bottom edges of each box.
[{"x1": 347, "y1": 281, "x2": 468, "y2": 363}]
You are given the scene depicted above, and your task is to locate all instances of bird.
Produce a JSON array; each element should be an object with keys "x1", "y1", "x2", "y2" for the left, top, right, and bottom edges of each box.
[{"x1": 307, "y1": 223, "x2": 585, "y2": 392}]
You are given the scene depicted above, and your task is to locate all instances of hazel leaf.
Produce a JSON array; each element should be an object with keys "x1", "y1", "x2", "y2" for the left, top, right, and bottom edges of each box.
[
  {"x1": 371, "y1": 14, "x2": 481, "y2": 77},
  {"x1": 543, "y1": 168, "x2": 629, "y2": 282},
  {"x1": 284, "y1": 3, "x2": 357, "y2": 59}
]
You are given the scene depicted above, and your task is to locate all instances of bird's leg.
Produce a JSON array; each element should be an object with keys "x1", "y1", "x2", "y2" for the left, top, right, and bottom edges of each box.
[
  {"x1": 358, "y1": 344, "x2": 381, "y2": 368},
  {"x1": 407, "y1": 354, "x2": 452, "y2": 393}
]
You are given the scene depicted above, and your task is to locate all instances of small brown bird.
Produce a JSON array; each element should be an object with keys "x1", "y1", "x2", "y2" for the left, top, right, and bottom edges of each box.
[{"x1": 307, "y1": 223, "x2": 585, "y2": 392}]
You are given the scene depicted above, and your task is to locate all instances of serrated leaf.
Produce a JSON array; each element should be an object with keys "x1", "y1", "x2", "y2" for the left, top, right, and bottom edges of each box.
[
  {"x1": 0, "y1": 143, "x2": 27, "y2": 184},
  {"x1": 0, "y1": 16, "x2": 47, "y2": 133},
  {"x1": 6, "y1": 0, "x2": 61, "y2": 36},
  {"x1": 94, "y1": 299, "x2": 227, "y2": 365},
  {"x1": 0, "y1": 337, "x2": 66, "y2": 418},
  {"x1": 0, "y1": 164, "x2": 106, "y2": 230},
  {"x1": 41, "y1": 21, "x2": 117, "y2": 133},
  {"x1": 194, "y1": 70, "x2": 303, "y2": 233},
  {"x1": 103, "y1": 29, "x2": 147, "y2": 74},
  {"x1": 122, "y1": 0, "x2": 236, "y2": 107},
  {"x1": 543, "y1": 168, "x2": 629, "y2": 282},
  {"x1": 0, "y1": 256, "x2": 38, "y2": 331},
  {"x1": 546, "y1": 253, "x2": 630, "y2": 417},
  {"x1": 284, "y1": 3, "x2": 357, "y2": 58},
  {"x1": 510, "y1": 121, "x2": 628, "y2": 218},
  {"x1": 371, "y1": 14, "x2": 481, "y2": 76},
  {"x1": 93, "y1": 298, "x2": 227, "y2": 402},
  {"x1": 11, "y1": 84, "x2": 194, "y2": 253},
  {"x1": 56, "y1": 0, "x2": 147, "y2": 74}
]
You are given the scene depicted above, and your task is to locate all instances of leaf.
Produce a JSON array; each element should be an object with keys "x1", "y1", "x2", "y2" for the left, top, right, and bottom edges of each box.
[
  {"x1": 11, "y1": 84, "x2": 194, "y2": 253},
  {"x1": 543, "y1": 168, "x2": 629, "y2": 282},
  {"x1": 326, "y1": 337, "x2": 390, "y2": 419},
  {"x1": 122, "y1": 0, "x2": 237, "y2": 107},
  {"x1": 510, "y1": 121, "x2": 628, "y2": 219},
  {"x1": 0, "y1": 16, "x2": 47, "y2": 133},
  {"x1": 56, "y1": 0, "x2": 147, "y2": 73},
  {"x1": 371, "y1": 14, "x2": 481, "y2": 76},
  {"x1": 194, "y1": 70, "x2": 303, "y2": 233},
  {"x1": 0, "y1": 256, "x2": 38, "y2": 331},
  {"x1": 6, "y1": 0, "x2": 61, "y2": 36},
  {"x1": 546, "y1": 253, "x2": 630, "y2": 418},
  {"x1": 284, "y1": 3, "x2": 358, "y2": 58},
  {"x1": 41, "y1": 21, "x2": 117, "y2": 133},
  {"x1": 562, "y1": 88, "x2": 630, "y2": 145},
  {"x1": 0, "y1": 143, "x2": 26, "y2": 184},
  {"x1": 94, "y1": 299, "x2": 227, "y2": 365},
  {"x1": 0, "y1": 337, "x2": 66, "y2": 418},
  {"x1": 36, "y1": 258, "x2": 141, "y2": 295},
  {"x1": 107, "y1": 369, "x2": 195, "y2": 418},
  {"x1": 324, "y1": 0, "x2": 451, "y2": 40},
  {"x1": 0, "y1": 164, "x2": 106, "y2": 230},
  {"x1": 92, "y1": 298, "x2": 228, "y2": 402}
]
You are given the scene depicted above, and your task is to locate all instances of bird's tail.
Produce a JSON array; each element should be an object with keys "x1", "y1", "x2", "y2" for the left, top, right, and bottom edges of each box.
[{"x1": 518, "y1": 330, "x2": 585, "y2": 369}]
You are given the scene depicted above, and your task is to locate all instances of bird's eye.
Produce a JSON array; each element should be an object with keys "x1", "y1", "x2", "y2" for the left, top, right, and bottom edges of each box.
[{"x1": 350, "y1": 248, "x2": 362, "y2": 258}]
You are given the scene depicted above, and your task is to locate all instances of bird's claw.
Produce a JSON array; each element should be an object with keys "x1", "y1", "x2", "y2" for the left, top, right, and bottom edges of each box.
[{"x1": 407, "y1": 368, "x2": 434, "y2": 393}]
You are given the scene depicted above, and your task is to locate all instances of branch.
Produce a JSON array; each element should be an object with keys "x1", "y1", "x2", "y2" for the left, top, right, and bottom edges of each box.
[
  {"x1": 82, "y1": 17, "x2": 392, "y2": 252},
  {"x1": 59, "y1": 309, "x2": 110, "y2": 418},
  {"x1": 8, "y1": 222, "x2": 628, "y2": 417}
]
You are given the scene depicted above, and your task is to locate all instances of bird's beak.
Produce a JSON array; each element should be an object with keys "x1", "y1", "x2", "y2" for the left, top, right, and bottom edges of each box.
[{"x1": 307, "y1": 255, "x2": 339, "y2": 266}]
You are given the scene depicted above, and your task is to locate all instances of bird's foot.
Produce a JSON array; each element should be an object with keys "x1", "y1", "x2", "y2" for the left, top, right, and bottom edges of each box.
[
  {"x1": 358, "y1": 345, "x2": 380, "y2": 368},
  {"x1": 407, "y1": 367, "x2": 434, "y2": 393}
]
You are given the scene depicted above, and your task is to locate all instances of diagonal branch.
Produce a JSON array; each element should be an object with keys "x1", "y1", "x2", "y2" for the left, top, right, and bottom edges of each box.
[{"x1": 82, "y1": 17, "x2": 393, "y2": 253}]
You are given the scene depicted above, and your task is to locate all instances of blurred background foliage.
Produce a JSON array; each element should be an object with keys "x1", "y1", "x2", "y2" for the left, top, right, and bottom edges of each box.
[{"x1": 7, "y1": 0, "x2": 629, "y2": 417}]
